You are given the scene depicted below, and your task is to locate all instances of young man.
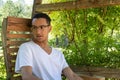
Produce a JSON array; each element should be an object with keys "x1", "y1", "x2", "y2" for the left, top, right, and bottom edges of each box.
[{"x1": 15, "y1": 12, "x2": 83, "y2": 80}]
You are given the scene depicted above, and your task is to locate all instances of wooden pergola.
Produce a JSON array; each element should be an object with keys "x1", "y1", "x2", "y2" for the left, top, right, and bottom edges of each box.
[
  {"x1": 32, "y1": 0, "x2": 120, "y2": 14},
  {"x1": 2, "y1": 0, "x2": 120, "y2": 80},
  {"x1": 32, "y1": 0, "x2": 120, "y2": 79}
]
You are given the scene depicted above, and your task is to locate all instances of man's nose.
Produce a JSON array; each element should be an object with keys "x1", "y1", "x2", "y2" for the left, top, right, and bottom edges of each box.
[{"x1": 36, "y1": 28, "x2": 42, "y2": 34}]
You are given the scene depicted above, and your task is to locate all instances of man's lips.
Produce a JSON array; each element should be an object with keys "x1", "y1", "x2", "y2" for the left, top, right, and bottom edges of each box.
[{"x1": 36, "y1": 35, "x2": 43, "y2": 38}]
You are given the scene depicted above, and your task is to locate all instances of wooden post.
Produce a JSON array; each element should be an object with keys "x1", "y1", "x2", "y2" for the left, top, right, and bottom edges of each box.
[{"x1": 32, "y1": 0, "x2": 42, "y2": 18}]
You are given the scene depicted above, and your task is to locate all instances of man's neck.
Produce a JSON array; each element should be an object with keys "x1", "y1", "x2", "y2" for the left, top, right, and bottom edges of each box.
[{"x1": 33, "y1": 39, "x2": 52, "y2": 54}]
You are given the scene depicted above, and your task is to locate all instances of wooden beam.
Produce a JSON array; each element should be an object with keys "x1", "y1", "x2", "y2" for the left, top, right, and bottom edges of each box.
[
  {"x1": 70, "y1": 66, "x2": 120, "y2": 79},
  {"x1": 35, "y1": 0, "x2": 120, "y2": 12},
  {"x1": 80, "y1": 75, "x2": 105, "y2": 80},
  {"x1": 32, "y1": 0, "x2": 42, "y2": 17}
]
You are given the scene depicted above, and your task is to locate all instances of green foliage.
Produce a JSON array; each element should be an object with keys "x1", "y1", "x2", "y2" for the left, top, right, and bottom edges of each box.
[
  {"x1": 0, "y1": 0, "x2": 32, "y2": 79},
  {"x1": 1, "y1": 0, "x2": 32, "y2": 18},
  {"x1": 0, "y1": 57, "x2": 6, "y2": 80},
  {"x1": 50, "y1": 6, "x2": 120, "y2": 69}
]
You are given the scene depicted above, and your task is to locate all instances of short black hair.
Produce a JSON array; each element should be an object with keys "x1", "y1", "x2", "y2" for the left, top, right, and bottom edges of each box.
[{"x1": 32, "y1": 12, "x2": 51, "y2": 26}]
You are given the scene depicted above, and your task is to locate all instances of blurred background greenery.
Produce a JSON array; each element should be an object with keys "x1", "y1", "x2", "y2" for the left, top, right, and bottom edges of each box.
[{"x1": 0, "y1": 0, "x2": 120, "y2": 79}]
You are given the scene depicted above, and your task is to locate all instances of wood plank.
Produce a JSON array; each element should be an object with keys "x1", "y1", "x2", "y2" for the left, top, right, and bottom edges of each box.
[
  {"x1": 9, "y1": 70, "x2": 15, "y2": 74},
  {"x1": 8, "y1": 60, "x2": 16, "y2": 67},
  {"x1": 7, "y1": 41, "x2": 29, "y2": 46},
  {"x1": 7, "y1": 17, "x2": 31, "y2": 24},
  {"x1": 8, "y1": 71, "x2": 19, "y2": 76},
  {"x1": 7, "y1": 48, "x2": 19, "y2": 53},
  {"x1": 7, "y1": 61, "x2": 14, "y2": 68},
  {"x1": 80, "y1": 75, "x2": 105, "y2": 80},
  {"x1": 10, "y1": 56, "x2": 17, "y2": 61},
  {"x1": 8, "y1": 21, "x2": 31, "y2": 26},
  {"x1": 9, "y1": 61, "x2": 16, "y2": 68},
  {"x1": 71, "y1": 66, "x2": 120, "y2": 79},
  {"x1": 7, "y1": 34, "x2": 31, "y2": 39},
  {"x1": 7, "y1": 56, "x2": 16, "y2": 68},
  {"x1": 7, "y1": 25, "x2": 31, "y2": 31},
  {"x1": 1, "y1": 18, "x2": 11, "y2": 76},
  {"x1": 35, "y1": 0, "x2": 120, "y2": 12}
]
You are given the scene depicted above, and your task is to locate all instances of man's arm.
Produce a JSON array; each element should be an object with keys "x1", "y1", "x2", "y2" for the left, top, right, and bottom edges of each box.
[
  {"x1": 62, "y1": 67, "x2": 83, "y2": 80},
  {"x1": 21, "y1": 66, "x2": 42, "y2": 80}
]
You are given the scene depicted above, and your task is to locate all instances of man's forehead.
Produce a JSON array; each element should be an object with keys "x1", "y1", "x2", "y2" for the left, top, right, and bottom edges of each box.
[{"x1": 32, "y1": 18, "x2": 46, "y2": 24}]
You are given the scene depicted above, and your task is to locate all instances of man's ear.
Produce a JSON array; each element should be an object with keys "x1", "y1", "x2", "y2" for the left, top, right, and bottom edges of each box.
[{"x1": 49, "y1": 26, "x2": 52, "y2": 32}]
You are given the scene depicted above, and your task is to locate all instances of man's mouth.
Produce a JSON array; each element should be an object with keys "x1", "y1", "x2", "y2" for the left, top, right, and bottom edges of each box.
[{"x1": 36, "y1": 35, "x2": 43, "y2": 38}]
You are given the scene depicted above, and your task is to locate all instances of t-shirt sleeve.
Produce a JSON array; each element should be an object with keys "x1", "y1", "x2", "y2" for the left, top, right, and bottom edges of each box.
[
  {"x1": 15, "y1": 43, "x2": 33, "y2": 73},
  {"x1": 61, "y1": 53, "x2": 69, "y2": 70}
]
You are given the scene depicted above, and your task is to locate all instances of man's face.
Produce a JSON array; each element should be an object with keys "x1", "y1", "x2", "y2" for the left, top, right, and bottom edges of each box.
[{"x1": 31, "y1": 18, "x2": 51, "y2": 43}]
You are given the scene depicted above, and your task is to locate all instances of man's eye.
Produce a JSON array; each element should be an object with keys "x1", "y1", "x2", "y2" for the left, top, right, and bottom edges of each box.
[
  {"x1": 32, "y1": 25, "x2": 49, "y2": 30},
  {"x1": 39, "y1": 26, "x2": 43, "y2": 29}
]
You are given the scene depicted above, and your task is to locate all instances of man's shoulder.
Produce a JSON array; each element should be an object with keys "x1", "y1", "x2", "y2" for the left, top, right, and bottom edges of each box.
[
  {"x1": 52, "y1": 47, "x2": 63, "y2": 54},
  {"x1": 20, "y1": 40, "x2": 34, "y2": 47}
]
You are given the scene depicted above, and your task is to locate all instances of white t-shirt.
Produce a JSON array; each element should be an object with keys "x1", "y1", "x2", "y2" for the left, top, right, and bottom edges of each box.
[{"x1": 15, "y1": 41, "x2": 69, "y2": 80}]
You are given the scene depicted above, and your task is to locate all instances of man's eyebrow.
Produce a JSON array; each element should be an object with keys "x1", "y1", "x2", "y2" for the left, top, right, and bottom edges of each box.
[{"x1": 32, "y1": 25, "x2": 35, "y2": 26}]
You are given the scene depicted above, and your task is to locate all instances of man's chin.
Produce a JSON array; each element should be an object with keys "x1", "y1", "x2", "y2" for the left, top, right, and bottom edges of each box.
[
  {"x1": 37, "y1": 38, "x2": 44, "y2": 42},
  {"x1": 33, "y1": 38, "x2": 43, "y2": 42},
  {"x1": 36, "y1": 37, "x2": 43, "y2": 40}
]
